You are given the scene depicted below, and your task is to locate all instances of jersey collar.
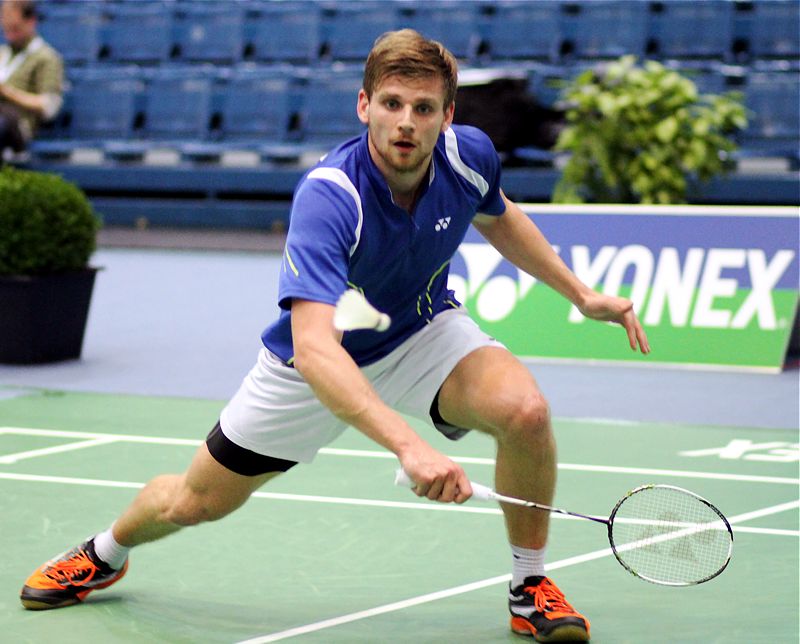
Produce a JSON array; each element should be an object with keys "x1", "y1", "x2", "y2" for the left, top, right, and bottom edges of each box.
[{"x1": 360, "y1": 131, "x2": 438, "y2": 211}]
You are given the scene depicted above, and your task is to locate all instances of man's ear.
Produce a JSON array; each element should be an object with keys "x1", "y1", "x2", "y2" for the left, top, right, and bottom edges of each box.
[
  {"x1": 357, "y1": 89, "x2": 370, "y2": 125},
  {"x1": 441, "y1": 101, "x2": 455, "y2": 132}
]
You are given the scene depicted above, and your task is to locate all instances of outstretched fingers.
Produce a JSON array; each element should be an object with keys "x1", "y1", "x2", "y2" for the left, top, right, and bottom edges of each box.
[
  {"x1": 581, "y1": 292, "x2": 650, "y2": 354},
  {"x1": 622, "y1": 308, "x2": 650, "y2": 354}
]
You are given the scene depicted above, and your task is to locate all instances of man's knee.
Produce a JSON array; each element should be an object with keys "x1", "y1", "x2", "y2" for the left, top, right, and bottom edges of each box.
[
  {"x1": 0, "y1": 113, "x2": 25, "y2": 152},
  {"x1": 502, "y1": 392, "x2": 552, "y2": 444},
  {"x1": 0, "y1": 117, "x2": 13, "y2": 147}
]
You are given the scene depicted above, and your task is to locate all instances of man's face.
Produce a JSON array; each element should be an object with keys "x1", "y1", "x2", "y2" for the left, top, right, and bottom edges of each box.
[
  {"x1": 1, "y1": 2, "x2": 36, "y2": 50},
  {"x1": 357, "y1": 74, "x2": 454, "y2": 181}
]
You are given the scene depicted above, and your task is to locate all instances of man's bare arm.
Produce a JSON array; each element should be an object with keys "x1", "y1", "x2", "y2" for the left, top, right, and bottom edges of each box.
[
  {"x1": 290, "y1": 298, "x2": 473, "y2": 501},
  {"x1": 473, "y1": 192, "x2": 649, "y2": 353}
]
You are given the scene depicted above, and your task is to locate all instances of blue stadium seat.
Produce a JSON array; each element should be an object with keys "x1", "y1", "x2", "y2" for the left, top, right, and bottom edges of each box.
[
  {"x1": 479, "y1": 0, "x2": 561, "y2": 61},
  {"x1": 69, "y1": 70, "x2": 144, "y2": 141},
  {"x1": 246, "y1": 1, "x2": 321, "y2": 62},
  {"x1": 172, "y1": 1, "x2": 245, "y2": 63},
  {"x1": 29, "y1": 67, "x2": 144, "y2": 161},
  {"x1": 647, "y1": 0, "x2": 733, "y2": 60},
  {"x1": 142, "y1": 67, "x2": 214, "y2": 140},
  {"x1": 748, "y1": 0, "x2": 800, "y2": 60},
  {"x1": 175, "y1": 67, "x2": 303, "y2": 165},
  {"x1": 37, "y1": 3, "x2": 102, "y2": 64},
  {"x1": 298, "y1": 69, "x2": 365, "y2": 143},
  {"x1": 104, "y1": 1, "x2": 174, "y2": 63},
  {"x1": 395, "y1": 1, "x2": 479, "y2": 60},
  {"x1": 218, "y1": 68, "x2": 295, "y2": 142},
  {"x1": 741, "y1": 71, "x2": 800, "y2": 155},
  {"x1": 559, "y1": 0, "x2": 648, "y2": 60},
  {"x1": 319, "y1": 1, "x2": 396, "y2": 61}
]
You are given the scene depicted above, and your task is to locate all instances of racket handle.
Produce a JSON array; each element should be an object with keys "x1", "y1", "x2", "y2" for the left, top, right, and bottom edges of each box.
[{"x1": 393, "y1": 468, "x2": 493, "y2": 502}]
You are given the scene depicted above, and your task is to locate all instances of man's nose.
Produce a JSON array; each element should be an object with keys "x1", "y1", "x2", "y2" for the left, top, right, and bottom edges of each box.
[{"x1": 398, "y1": 105, "x2": 415, "y2": 131}]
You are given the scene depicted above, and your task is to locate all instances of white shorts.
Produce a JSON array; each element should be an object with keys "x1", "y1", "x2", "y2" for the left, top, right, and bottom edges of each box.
[{"x1": 219, "y1": 308, "x2": 505, "y2": 463}]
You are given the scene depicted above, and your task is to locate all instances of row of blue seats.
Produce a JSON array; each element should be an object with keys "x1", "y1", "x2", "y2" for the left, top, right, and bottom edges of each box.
[
  {"x1": 27, "y1": 0, "x2": 800, "y2": 66},
  {"x1": 30, "y1": 62, "x2": 799, "y2": 166},
  {"x1": 32, "y1": 65, "x2": 363, "y2": 164}
]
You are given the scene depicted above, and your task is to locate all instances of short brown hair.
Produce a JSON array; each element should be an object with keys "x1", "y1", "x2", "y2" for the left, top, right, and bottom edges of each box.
[
  {"x1": 4, "y1": 0, "x2": 37, "y2": 20},
  {"x1": 363, "y1": 29, "x2": 458, "y2": 108}
]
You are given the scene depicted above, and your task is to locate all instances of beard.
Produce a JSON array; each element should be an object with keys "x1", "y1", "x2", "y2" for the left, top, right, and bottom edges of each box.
[{"x1": 368, "y1": 132, "x2": 431, "y2": 177}]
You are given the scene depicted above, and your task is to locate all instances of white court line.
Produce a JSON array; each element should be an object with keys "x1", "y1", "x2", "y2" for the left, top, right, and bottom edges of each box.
[
  {"x1": 0, "y1": 471, "x2": 796, "y2": 538},
  {"x1": 1, "y1": 427, "x2": 797, "y2": 486},
  {"x1": 0, "y1": 471, "x2": 143, "y2": 490},
  {"x1": 0, "y1": 427, "x2": 202, "y2": 446},
  {"x1": 554, "y1": 463, "x2": 799, "y2": 486},
  {"x1": 0, "y1": 437, "x2": 119, "y2": 464},
  {"x1": 235, "y1": 499, "x2": 800, "y2": 644}
]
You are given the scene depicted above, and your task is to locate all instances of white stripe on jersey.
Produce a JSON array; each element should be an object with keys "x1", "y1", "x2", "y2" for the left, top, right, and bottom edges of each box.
[
  {"x1": 308, "y1": 167, "x2": 364, "y2": 257},
  {"x1": 444, "y1": 128, "x2": 490, "y2": 198}
]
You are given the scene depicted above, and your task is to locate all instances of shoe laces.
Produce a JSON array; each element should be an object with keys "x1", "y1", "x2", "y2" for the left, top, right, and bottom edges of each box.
[
  {"x1": 523, "y1": 578, "x2": 578, "y2": 616},
  {"x1": 43, "y1": 548, "x2": 98, "y2": 587}
]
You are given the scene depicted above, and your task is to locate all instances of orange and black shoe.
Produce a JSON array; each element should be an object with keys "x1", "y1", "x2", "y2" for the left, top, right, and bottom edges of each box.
[
  {"x1": 20, "y1": 538, "x2": 128, "y2": 610},
  {"x1": 509, "y1": 576, "x2": 590, "y2": 642}
]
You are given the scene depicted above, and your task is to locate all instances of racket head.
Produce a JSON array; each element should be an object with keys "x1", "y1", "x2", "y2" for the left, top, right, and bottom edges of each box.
[{"x1": 608, "y1": 484, "x2": 733, "y2": 587}]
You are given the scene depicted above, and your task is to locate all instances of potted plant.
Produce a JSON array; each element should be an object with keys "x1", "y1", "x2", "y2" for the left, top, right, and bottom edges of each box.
[
  {"x1": 0, "y1": 166, "x2": 101, "y2": 363},
  {"x1": 552, "y1": 56, "x2": 748, "y2": 204}
]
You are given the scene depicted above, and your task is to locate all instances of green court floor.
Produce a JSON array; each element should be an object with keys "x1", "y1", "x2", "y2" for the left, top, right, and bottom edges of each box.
[{"x1": 1, "y1": 389, "x2": 798, "y2": 643}]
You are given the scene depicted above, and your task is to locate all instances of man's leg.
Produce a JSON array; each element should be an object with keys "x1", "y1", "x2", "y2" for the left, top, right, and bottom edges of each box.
[
  {"x1": 437, "y1": 346, "x2": 555, "y2": 548},
  {"x1": 0, "y1": 104, "x2": 27, "y2": 156},
  {"x1": 20, "y1": 441, "x2": 283, "y2": 610},
  {"x1": 436, "y1": 346, "x2": 589, "y2": 642},
  {"x1": 113, "y1": 442, "x2": 280, "y2": 547}
]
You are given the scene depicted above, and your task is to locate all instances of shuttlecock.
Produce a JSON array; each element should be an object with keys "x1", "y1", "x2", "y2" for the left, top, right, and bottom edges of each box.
[{"x1": 333, "y1": 289, "x2": 391, "y2": 332}]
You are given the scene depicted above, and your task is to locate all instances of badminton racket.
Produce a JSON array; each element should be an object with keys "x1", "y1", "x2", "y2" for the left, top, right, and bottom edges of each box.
[
  {"x1": 395, "y1": 469, "x2": 733, "y2": 586},
  {"x1": 333, "y1": 289, "x2": 391, "y2": 332}
]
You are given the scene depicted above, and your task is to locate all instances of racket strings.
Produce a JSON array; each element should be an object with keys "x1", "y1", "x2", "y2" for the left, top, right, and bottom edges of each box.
[{"x1": 610, "y1": 486, "x2": 732, "y2": 585}]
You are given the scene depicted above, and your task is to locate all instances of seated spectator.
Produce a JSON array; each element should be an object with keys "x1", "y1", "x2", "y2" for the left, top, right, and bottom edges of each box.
[{"x1": 0, "y1": 0, "x2": 63, "y2": 160}]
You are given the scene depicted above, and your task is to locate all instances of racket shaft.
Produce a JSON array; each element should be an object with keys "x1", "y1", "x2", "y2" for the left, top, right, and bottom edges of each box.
[
  {"x1": 485, "y1": 489, "x2": 607, "y2": 524},
  {"x1": 394, "y1": 469, "x2": 607, "y2": 524}
]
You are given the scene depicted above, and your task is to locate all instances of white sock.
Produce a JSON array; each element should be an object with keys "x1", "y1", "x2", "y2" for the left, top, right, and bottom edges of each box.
[
  {"x1": 511, "y1": 544, "x2": 547, "y2": 589},
  {"x1": 92, "y1": 524, "x2": 130, "y2": 570}
]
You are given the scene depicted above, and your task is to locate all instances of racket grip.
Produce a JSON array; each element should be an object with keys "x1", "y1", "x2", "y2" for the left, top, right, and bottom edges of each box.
[{"x1": 393, "y1": 469, "x2": 493, "y2": 502}]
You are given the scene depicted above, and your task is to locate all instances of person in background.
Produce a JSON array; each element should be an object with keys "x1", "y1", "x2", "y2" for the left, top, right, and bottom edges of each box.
[{"x1": 0, "y1": 0, "x2": 63, "y2": 160}]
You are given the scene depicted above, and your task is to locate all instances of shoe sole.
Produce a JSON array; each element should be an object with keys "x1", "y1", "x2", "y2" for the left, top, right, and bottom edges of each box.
[
  {"x1": 20, "y1": 561, "x2": 129, "y2": 611},
  {"x1": 20, "y1": 596, "x2": 82, "y2": 611},
  {"x1": 511, "y1": 617, "x2": 590, "y2": 642}
]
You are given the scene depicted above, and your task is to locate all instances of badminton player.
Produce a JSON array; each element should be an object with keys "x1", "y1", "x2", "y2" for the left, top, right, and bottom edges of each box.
[{"x1": 21, "y1": 29, "x2": 649, "y2": 642}]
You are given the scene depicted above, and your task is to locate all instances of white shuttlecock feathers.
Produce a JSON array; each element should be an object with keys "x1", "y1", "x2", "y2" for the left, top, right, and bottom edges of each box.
[{"x1": 333, "y1": 289, "x2": 391, "y2": 332}]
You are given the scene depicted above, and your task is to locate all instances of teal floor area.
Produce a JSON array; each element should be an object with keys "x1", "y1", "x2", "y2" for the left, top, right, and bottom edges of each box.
[{"x1": 1, "y1": 390, "x2": 797, "y2": 644}]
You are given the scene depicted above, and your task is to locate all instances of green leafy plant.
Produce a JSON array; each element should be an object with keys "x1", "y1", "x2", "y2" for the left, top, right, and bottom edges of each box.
[
  {"x1": 0, "y1": 166, "x2": 101, "y2": 275},
  {"x1": 553, "y1": 56, "x2": 748, "y2": 204}
]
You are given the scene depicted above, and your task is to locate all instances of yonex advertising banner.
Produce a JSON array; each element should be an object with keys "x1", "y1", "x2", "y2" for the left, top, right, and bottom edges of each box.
[{"x1": 449, "y1": 205, "x2": 799, "y2": 372}]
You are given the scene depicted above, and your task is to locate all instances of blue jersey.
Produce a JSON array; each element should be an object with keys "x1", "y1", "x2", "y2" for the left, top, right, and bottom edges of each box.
[{"x1": 262, "y1": 124, "x2": 506, "y2": 366}]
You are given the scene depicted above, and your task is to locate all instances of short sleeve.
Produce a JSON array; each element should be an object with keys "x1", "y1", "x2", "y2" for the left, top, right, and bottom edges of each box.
[
  {"x1": 446, "y1": 125, "x2": 506, "y2": 216},
  {"x1": 35, "y1": 50, "x2": 64, "y2": 96},
  {"x1": 277, "y1": 174, "x2": 360, "y2": 310}
]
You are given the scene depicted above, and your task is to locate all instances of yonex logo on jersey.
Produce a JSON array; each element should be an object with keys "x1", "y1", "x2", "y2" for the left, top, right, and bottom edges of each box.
[{"x1": 435, "y1": 217, "x2": 451, "y2": 231}]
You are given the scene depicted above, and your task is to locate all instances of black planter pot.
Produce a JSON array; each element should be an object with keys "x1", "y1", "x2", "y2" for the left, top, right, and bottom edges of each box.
[{"x1": 0, "y1": 267, "x2": 99, "y2": 364}]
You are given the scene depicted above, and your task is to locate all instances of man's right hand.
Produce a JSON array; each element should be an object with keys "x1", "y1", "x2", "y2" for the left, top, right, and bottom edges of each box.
[{"x1": 398, "y1": 447, "x2": 473, "y2": 504}]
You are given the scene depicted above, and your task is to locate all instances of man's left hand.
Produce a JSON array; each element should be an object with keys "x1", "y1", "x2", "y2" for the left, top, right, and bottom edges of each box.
[{"x1": 578, "y1": 291, "x2": 651, "y2": 354}]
